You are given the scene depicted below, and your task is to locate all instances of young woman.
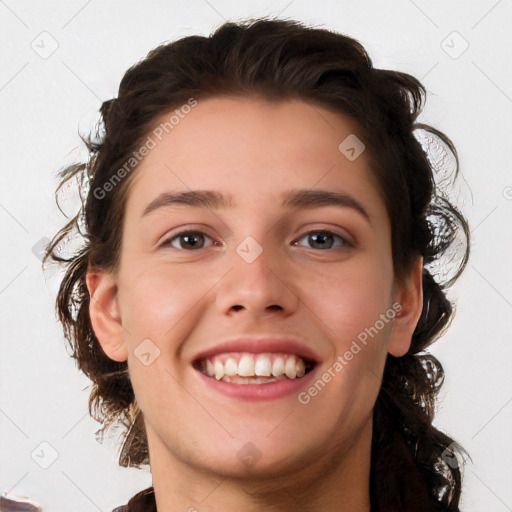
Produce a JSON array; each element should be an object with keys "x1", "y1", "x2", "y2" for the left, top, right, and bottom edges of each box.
[{"x1": 45, "y1": 17, "x2": 470, "y2": 512}]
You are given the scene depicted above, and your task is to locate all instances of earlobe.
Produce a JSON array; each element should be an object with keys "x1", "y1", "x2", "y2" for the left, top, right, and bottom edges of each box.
[
  {"x1": 86, "y1": 268, "x2": 128, "y2": 362},
  {"x1": 388, "y1": 257, "x2": 424, "y2": 357}
]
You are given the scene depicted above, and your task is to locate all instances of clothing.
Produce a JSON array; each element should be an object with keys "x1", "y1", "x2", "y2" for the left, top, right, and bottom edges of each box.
[{"x1": 112, "y1": 486, "x2": 157, "y2": 512}]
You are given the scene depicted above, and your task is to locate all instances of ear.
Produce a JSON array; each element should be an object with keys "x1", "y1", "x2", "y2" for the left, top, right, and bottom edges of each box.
[
  {"x1": 387, "y1": 256, "x2": 424, "y2": 357},
  {"x1": 86, "y1": 268, "x2": 128, "y2": 362}
]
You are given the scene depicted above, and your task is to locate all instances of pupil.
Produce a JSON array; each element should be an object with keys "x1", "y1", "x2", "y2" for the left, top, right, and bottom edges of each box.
[
  {"x1": 182, "y1": 233, "x2": 203, "y2": 249},
  {"x1": 310, "y1": 232, "x2": 332, "y2": 249}
]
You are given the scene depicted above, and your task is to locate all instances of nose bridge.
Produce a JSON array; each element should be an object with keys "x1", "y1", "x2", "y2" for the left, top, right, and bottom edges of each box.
[{"x1": 215, "y1": 234, "x2": 298, "y2": 315}]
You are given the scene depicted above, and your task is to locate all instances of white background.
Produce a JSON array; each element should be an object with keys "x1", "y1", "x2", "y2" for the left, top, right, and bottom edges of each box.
[{"x1": 0, "y1": 1, "x2": 511, "y2": 511}]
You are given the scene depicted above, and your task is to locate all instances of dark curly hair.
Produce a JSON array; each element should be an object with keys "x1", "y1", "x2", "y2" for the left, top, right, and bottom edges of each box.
[{"x1": 44, "y1": 17, "x2": 470, "y2": 511}]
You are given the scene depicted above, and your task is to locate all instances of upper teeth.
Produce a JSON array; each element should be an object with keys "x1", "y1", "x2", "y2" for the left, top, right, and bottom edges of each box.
[{"x1": 201, "y1": 352, "x2": 307, "y2": 380}]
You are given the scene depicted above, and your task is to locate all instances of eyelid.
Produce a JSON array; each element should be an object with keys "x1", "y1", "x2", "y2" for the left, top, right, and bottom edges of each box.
[{"x1": 158, "y1": 226, "x2": 219, "y2": 249}]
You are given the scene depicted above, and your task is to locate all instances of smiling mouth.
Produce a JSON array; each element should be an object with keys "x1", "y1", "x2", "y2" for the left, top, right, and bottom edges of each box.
[{"x1": 194, "y1": 352, "x2": 316, "y2": 384}]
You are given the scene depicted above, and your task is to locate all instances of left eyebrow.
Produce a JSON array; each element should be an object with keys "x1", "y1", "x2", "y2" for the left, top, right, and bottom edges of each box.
[
  {"x1": 281, "y1": 188, "x2": 371, "y2": 224},
  {"x1": 141, "y1": 188, "x2": 371, "y2": 224}
]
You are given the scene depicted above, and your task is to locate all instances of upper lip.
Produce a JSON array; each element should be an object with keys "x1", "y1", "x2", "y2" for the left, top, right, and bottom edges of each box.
[{"x1": 192, "y1": 337, "x2": 321, "y2": 365}]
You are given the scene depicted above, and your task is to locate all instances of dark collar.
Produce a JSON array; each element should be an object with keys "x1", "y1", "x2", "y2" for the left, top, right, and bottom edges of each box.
[{"x1": 112, "y1": 487, "x2": 157, "y2": 512}]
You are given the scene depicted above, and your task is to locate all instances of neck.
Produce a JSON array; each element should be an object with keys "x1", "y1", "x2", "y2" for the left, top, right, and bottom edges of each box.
[{"x1": 148, "y1": 418, "x2": 373, "y2": 512}]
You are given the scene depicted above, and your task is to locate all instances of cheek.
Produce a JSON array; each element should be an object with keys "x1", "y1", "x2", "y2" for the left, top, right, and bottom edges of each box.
[
  {"x1": 306, "y1": 255, "x2": 394, "y2": 345},
  {"x1": 302, "y1": 254, "x2": 394, "y2": 408},
  {"x1": 117, "y1": 261, "x2": 211, "y2": 413},
  {"x1": 118, "y1": 259, "x2": 214, "y2": 341}
]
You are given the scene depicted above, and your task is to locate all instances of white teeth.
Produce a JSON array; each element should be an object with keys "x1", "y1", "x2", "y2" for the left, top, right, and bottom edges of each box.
[
  {"x1": 224, "y1": 357, "x2": 238, "y2": 376},
  {"x1": 199, "y1": 352, "x2": 311, "y2": 382},
  {"x1": 206, "y1": 359, "x2": 214, "y2": 377},
  {"x1": 284, "y1": 355, "x2": 297, "y2": 379},
  {"x1": 238, "y1": 354, "x2": 255, "y2": 377},
  {"x1": 271, "y1": 357, "x2": 285, "y2": 377},
  {"x1": 214, "y1": 359, "x2": 224, "y2": 380},
  {"x1": 254, "y1": 355, "x2": 272, "y2": 376}
]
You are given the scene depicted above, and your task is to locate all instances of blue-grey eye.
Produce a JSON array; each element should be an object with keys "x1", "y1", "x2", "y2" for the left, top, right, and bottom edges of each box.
[{"x1": 295, "y1": 231, "x2": 350, "y2": 250}]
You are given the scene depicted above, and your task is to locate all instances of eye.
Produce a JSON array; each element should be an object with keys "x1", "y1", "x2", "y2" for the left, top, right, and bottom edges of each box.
[
  {"x1": 293, "y1": 230, "x2": 352, "y2": 250},
  {"x1": 161, "y1": 230, "x2": 217, "y2": 250},
  {"x1": 160, "y1": 229, "x2": 351, "y2": 251}
]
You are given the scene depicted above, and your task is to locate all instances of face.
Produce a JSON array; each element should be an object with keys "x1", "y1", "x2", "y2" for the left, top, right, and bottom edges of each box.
[{"x1": 89, "y1": 95, "x2": 421, "y2": 481}]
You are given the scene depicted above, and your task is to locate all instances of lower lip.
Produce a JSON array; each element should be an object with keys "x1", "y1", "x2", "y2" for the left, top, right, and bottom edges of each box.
[{"x1": 194, "y1": 366, "x2": 319, "y2": 401}]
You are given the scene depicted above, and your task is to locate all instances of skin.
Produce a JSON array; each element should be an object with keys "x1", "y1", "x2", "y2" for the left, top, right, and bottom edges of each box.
[{"x1": 87, "y1": 96, "x2": 423, "y2": 511}]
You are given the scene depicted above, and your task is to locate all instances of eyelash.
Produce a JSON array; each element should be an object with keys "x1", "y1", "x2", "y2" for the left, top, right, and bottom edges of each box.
[{"x1": 160, "y1": 229, "x2": 353, "y2": 251}]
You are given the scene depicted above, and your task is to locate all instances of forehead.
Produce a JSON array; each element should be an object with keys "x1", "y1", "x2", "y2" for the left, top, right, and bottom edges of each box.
[{"x1": 124, "y1": 95, "x2": 384, "y2": 217}]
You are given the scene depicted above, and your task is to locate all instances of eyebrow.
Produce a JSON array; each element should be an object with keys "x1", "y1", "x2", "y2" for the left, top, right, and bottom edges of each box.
[{"x1": 142, "y1": 188, "x2": 371, "y2": 223}]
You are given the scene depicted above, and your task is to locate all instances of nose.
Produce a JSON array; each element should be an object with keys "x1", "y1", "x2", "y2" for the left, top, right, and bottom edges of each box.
[{"x1": 215, "y1": 239, "x2": 300, "y2": 318}]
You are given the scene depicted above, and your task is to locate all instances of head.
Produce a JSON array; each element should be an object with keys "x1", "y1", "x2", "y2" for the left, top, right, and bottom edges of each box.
[{"x1": 46, "y1": 18, "x2": 469, "y2": 511}]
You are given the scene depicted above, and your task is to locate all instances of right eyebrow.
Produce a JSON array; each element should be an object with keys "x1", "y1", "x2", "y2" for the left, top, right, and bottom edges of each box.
[{"x1": 142, "y1": 190, "x2": 234, "y2": 217}]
